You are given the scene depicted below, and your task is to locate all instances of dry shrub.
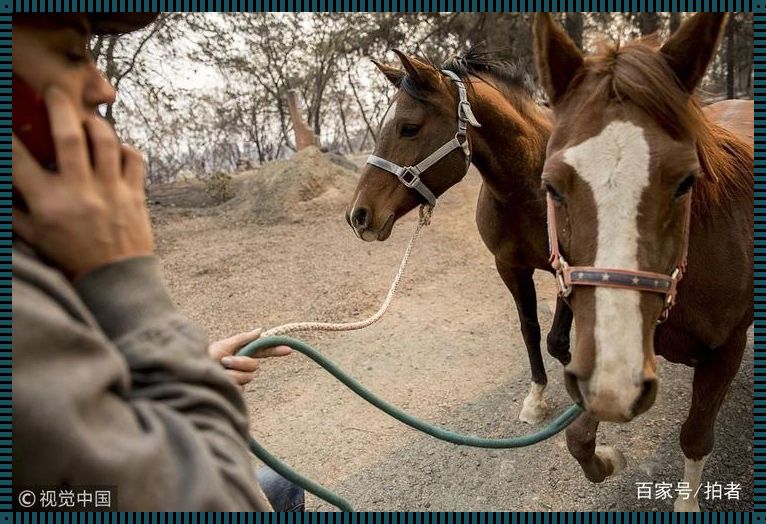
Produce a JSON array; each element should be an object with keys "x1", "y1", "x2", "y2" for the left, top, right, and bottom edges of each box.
[{"x1": 205, "y1": 171, "x2": 235, "y2": 204}]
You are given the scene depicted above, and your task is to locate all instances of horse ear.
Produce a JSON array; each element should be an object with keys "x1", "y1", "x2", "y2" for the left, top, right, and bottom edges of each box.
[
  {"x1": 371, "y1": 58, "x2": 405, "y2": 88},
  {"x1": 660, "y1": 13, "x2": 727, "y2": 93},
  {"x1": 391, "y1": 49, "x2": 439, "y2": 89},
  {"x1": 533, "y1": 13, "x2": 584, "y2": 105}
]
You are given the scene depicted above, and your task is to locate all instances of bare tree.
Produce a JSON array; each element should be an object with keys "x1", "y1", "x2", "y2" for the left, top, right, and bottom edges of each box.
[
  {"x1": 91, "y1": 15, "x2": 169, "y2": 124},
  {"x1": 99, "y1": 12, "x2": 753, "y2": 183},
  {"x1": 564, "y1": 12, "x2": 584, "y2": 50},
  {"x1": 669, "y1": 12, "x2": 681, "y2": 33},
  {"x1": 636, "y1": 13, "x2": 660, "y2": 37}
]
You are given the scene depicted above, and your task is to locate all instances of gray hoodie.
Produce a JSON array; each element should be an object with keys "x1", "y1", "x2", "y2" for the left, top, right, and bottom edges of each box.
[{"x1": 12, "y1": 244, "x2": 271, "y2": 511}]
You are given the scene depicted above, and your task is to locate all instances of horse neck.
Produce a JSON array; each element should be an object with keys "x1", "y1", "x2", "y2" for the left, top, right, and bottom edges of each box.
[{"x1": 466, "y1": 81, "x2": 551, "y2": 202}]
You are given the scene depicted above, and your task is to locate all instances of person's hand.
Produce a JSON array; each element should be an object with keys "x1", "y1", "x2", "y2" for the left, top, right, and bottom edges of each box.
[
  {"x1": 12, "y1": 87, "x2": 154, "y2": 280},
  {"x1": 208, "y1": 328, "x2": 292, "y2": 387}
]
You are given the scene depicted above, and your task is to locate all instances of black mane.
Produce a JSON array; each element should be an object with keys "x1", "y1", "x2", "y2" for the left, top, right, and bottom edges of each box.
[
  {"x1": 442, "y1": 47, "x2": 533, "y2": 93},
  {"x1": 400, "y1": 46, "x2": 534, "y2": 103}
]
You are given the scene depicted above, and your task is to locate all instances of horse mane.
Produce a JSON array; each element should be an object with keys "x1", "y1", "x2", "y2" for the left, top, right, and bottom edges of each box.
[
  {"x1": 399, "y1": 46, "x2": 535, "y2": 104},
  {"x1": 441, "y1": 47, "x2": 536, "y2": 95},
  {"x1": 575, "y1": 38, "x2": 753, "y2": 214}
]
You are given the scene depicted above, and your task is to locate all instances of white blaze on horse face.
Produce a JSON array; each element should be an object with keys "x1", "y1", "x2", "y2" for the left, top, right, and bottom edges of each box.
[{"x1": 562, "y1": 120, "x2": 651, "y2": 416}]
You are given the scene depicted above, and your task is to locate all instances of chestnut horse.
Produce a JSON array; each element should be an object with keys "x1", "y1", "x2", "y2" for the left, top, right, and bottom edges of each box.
[
  {"x1": 534, "y1": 13, "x2": 753, "y2": 511},
  {"x1": 346, "y1": 49, "x2": 572, "y2": 424}
]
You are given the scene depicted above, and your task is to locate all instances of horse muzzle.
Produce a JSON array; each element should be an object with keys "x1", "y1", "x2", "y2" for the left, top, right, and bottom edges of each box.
[
  {"x1": 564, "y1": 368, "x2": 657, "y2": 423},
  {"x1": 346, "y1": 206, "x2": 395, "y2": 242}
]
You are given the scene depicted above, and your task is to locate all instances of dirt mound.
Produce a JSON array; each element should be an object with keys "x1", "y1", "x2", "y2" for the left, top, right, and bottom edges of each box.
[
  {"x1": 223, "y1": 147, "x2": 359, "y2": 224},
  {"x1": 148, "y1": 179, "x2": 218, "y2": 208}
]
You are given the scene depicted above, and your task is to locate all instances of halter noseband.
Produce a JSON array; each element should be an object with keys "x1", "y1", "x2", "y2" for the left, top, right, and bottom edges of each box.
[
  {"x1": 547, "y1": 193, "x2": 691, "y2": 323},
  {"x1": 366, "y1": 69, "x2": 482, "y2": 207}
]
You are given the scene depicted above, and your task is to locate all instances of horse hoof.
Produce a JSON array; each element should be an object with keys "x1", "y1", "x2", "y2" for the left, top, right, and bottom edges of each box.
[
  {"x1": 595, "y1": 445, "x2": 626, "y2": 477},
  {"x1": 518, "y1": 388, "x2": 550, "y2": 424},
  {"x1": 674, "y1": 498, "x2": 701, "y2": 512}
]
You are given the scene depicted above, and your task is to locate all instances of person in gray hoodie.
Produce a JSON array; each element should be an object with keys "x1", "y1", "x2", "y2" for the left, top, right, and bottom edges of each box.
[{"x1": 12, "y1": 13, "x2": 296, "y2": 511}]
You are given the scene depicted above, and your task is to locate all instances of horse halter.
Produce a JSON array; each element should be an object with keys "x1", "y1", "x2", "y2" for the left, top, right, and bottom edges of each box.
[
  {"x1": 366, "y1": 69, "x2": 482, "y2": 207},
  {"x1": 546, "y1": 193, "x2": 692, "y2": 323}
]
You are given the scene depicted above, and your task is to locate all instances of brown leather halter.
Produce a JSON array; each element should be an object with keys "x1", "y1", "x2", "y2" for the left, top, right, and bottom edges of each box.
[{"x1": 546, "y1": 193, "x2": 692, "y2": 323}]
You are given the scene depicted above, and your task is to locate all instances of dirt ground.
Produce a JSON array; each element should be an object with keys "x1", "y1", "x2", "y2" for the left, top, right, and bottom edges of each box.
[{"x1": 150, "y1": 153, "x2": 753, "y2": 512}]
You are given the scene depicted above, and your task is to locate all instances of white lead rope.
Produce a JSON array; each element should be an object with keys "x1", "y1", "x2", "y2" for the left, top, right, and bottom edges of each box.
[{"x1": 261, "y1": 205, "x2": 433, "y2": 338}]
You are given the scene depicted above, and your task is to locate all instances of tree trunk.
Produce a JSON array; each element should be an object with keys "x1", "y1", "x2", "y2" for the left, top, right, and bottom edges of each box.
[
  {"x1": 286, "y1": 89, "x2": 320, "y2": 151},
  {"x1": 726, "y1": 15, "x2": 736, "y2": 99},
  {"x1": 737, "y1": 14, "x2": 754, "y2": 97},
  {"x1": 346, "y1": 62, "x2": 377, "y2": 142},
  {"x1": 276, "y1": 99, "x2": 296, "y2": 152},
  {"x1": 669, "y1": 12, "x2": 681, "y2": 34},
  {"x1": 564, "y1": 13, "x2": 584, "y2": 51},
  {"x1": 102, "y1": 37, "x2": 119, "y2": 126},
  {"x1": 637, "y1": 13, "x2": 660, "y2": 37},
  {"x1": 338, "y1": 99, "x2": 354, "y2": 154},
  {"x1": 90, "y1": 16, "x2": 164, "y2": 127},
  {"x1": 359, "y1": 127, "x2": 371, "y2": 152}
]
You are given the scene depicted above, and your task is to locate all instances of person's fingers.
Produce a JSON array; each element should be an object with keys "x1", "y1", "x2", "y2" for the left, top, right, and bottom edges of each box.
[
  {"x1": 221, "y1": 355, "x2": 260, "y2": 373},
  {"x1": 214, "y1": 328, "x2": 264, "y2": 355},
  {"x1": 12, "y1": 134, "x2": 48, "y2": 199},
  {"x1": 121, "y1": 144, "x2": 147, "y2": 191},
  {"x1": 12, "y1": 207, "x2": 35, "y2": 243},
  {"x1": 249, "y1": 345, "x2": 293, "y2": 358},
  {"x1": 45, "y1": 87, "x2": 90, "y2": 178},
  {"x1": 225, "y1": 369, "x2": 257, "y2": 386},
  {"x1": 84, "y1": 116, "x2": 120, "y2": 182}
]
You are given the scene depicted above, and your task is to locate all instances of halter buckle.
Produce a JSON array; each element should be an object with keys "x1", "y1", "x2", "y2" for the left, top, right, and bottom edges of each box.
[
  {"x1": 458, "y1": 101, "x2": 471, "y2": 120},
  {"x1": 458, "y1": 100, "x2": 481, "y2": 128},
  {"x1": 657, "y1": 268, "x2": 683, "y2": 324},
  {"x1": 555, "y1": 259, "x2": 572, "y2": 298},
  {"x1": 399, "y1": 167, "x2": 422, "y2": 188},
  {"x1": 456, "y1": 133, "x2": 471, "y2": 158}
]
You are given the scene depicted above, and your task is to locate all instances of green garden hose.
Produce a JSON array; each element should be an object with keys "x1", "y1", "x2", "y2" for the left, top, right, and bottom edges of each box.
[{"x1": 239, "y1": 335, "x2": 584, "y2": 511}]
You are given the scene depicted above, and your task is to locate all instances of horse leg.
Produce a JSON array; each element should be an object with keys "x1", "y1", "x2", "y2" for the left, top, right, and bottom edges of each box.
[
  {"x1": 495, "y1": 261, "x2": 549, "y2": 424},
  {"x1": 566, "y1": 411, "x2": 627, "y2": 483},
  {"x1": 546, "y1": 296, "x2": 573, "y2": 365},
  {"x1": 674, "y1": 325, "x2": 747, "y2": 512}
]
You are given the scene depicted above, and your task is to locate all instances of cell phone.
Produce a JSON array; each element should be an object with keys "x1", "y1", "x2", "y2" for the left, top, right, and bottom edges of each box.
[
  {"x1": 13, "y1": 74, "x2": 57, "y2": 170},
  {"x1": 13, "y1": 74, "x2": 57, "y2": 171}
]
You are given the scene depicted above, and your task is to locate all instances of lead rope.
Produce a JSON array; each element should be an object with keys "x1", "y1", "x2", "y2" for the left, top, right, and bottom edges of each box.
[{"x1": 261, "y1": 205, "x2": 433, "y2": 338}]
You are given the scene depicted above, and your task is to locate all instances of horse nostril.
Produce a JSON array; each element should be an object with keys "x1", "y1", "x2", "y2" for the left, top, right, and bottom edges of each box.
[
  {"x1": 352, "y1": 207, "x2": 370, "y2": 229},
  {"x1": 632, "y1": 378, "x2": 658, "y2": 417}
]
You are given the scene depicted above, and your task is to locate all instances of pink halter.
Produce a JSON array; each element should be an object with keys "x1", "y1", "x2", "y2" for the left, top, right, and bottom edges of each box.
[{"x1": 546, "y1": 193, "x2": 691, "y2": 323}]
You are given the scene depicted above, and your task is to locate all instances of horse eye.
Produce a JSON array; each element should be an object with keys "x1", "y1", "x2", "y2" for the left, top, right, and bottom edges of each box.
[
  {"x1": 400, "y1": 124, "x2": 420, "y2": 138},
  {"x1": 674, "y1": 174, "x2": 695, "y2": 198},
  {"x1": 544, "y1": 182, "x2": 564, "y2": 203}
]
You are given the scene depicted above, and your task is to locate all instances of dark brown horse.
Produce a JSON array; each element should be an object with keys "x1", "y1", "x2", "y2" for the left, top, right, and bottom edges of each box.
[
  {"x1": 534, "y1": 13, "x2": 753, "y2": 511},
  {"x1": 346, "y1": 49, "x2": 572, "y2": 424}
]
